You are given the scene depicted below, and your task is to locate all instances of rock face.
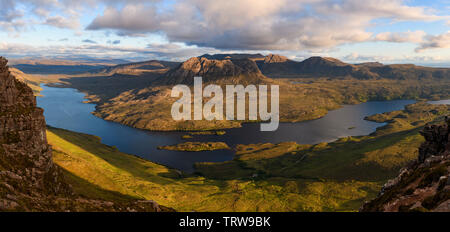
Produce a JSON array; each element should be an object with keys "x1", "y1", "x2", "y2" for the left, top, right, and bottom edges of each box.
[
  {"x1": 161, "y1": 57, "x2": 268, "y2": 85},
  {"x1": 0, "y1": 57, "x2": 172, "y2": 212},
  {"x1": 1, "y1": 57, "x2": 68, "y2": 196},
  {"x1": 361, "y1": 118, "x2": 450, "y2": 212}
]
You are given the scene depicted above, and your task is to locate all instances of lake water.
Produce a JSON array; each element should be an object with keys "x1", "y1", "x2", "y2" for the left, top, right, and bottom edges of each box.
[
  {"x1": 429, "y1": 99, "x2": 450, "y2": 105},
  {"x1": 37, "y1": 85, "x2": 417, "y2": 172}
]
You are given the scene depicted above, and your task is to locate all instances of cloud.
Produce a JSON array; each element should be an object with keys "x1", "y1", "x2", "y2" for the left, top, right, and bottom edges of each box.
[
  {"x1": 415, "y1": 31, "x2": 450, "y2": 52},
  {"x1": 87, "y1": 4, "x2": 160, "y2": 33},
  {"x1": 0, "y1": 41, "x2": 220, "y2": 61},
  {"x1": 374, "y1": 31, "x2": 426, "y2": 43},
  {"x1": 86, "y1": 0, "x2": 448, "y2": 51},
  {"x1": 342, "y1": 52, "x2": 445, "y2": 64},
  {"x1": 107, "y1": 40, "x2": 121, "y2": 45},
  {"x1": 0, "y1": 0, "x2": 26, "y2": 32},
  {"x1": 82, "y1": 39, "x2": 98, "y2": 44},
  {"x1": 43, "y1": 15, "x2": 80, "y2": 29},
  {"x1": 0, "y1": 0, "x2": 23, "y2": 22},
  {"x1": 1, "y1": 0, "x2": 450, "y2": 60}
]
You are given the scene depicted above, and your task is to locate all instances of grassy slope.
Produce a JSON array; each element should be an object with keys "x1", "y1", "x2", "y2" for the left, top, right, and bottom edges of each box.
[
  {"x1": 47, "y1": 103, "x2": 449, "y2": 212},
  {"x1": 48, "y1": 127, "x2": 378, "y2": 212},
  {"x1": 158, "y1": 142, "x2": 230, "y2": 151}
]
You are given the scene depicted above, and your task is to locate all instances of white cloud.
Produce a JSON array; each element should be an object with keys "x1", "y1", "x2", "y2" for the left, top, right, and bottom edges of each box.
[
  {"x1": 342, "y1": 52, "x2": 446, "y2": 64},
  {"x1": 1, "y1": 0, "x2": 450, "y2": 60},
  {"x1": 0, "y1": 41, "x2": 220, "y2": 61},
  {"x1": 416, "y1": 31, "x2": 450, "y2": 52},
  {"x1": 43, "y1": 15, "x2": 80, "y2": 29},
  {"x1": 87, "y1": 4, "x2": 160, "y2": 33},
  {"x1": 86, "y1": 0, "x2": 448, "y2": 51},
  {"x1": 374, "y1": 31, "x2": 426, "y2": 43},
  {"x1": 0, "y1": 0, "x2": 22, "y2": 22}
]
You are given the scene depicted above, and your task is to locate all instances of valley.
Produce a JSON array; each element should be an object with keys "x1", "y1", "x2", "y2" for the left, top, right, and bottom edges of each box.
[
  {"x1": 50, "y1": 55, "x2": 450, "y2": 131},
  {"x1": 2, "y1": 0, "x2": 450, "y2": 215},
  {"x1": 46, "y1": 101, "x2": 449, "y2": 211},
  {"x1": 4, "y1": 54, "x2": 450, "y2": 212}
]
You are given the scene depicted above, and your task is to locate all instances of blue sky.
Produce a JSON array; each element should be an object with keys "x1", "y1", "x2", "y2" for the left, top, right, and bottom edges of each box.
[{"x1": 1, "y1": 0, "x2": 449, "y2": 65}]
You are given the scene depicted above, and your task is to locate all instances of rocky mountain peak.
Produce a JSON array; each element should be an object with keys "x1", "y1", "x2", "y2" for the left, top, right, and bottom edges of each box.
[
  {"x1": 162, "y1": 57, "x2": 267, "y2": 85},
  {"x1": 264, "y1": 54, "x2": 288, "y2": 63},
  {"x1": 302, "y1": 56, "x2": 348, "y2": 66},
  {"x1": 361, "y1": 118, "x2": 450, "y2": 212}
]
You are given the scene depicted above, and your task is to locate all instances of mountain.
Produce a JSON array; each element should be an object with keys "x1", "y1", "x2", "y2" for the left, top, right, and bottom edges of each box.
[
  {"x1": 254, "y1": 54, "x2": 450, "y2": 80},
  {"x1": 367, "y1": 64, "x2": 450, "y2": 80},
  {"x1": 361, "y1": 119, "x2": 450, "y2": 212},
  {"x1": 97, "y1": 60, "x2": 180, "y2": 76},
  {"x1": 160, "y1": 57, "x2": 269, "y2": 85},
  {"x1": 356, "y1": 62, "x2": 384, "y2": 68},
  {"x1": 263, "y1": 54, "x2": 289, "y2": 63},
  {"x1": 256, "y1": 55, "x2": 379, "y2": 79},
  {"x1": 0, "y1": 57, "x2": 171, "y2": 212},
  {"x1": 199, "y1": 53, "x2": 265, "y2": 61},
  {"x1": 195, "y1": 53, "x2": 450, "y2": 80}
]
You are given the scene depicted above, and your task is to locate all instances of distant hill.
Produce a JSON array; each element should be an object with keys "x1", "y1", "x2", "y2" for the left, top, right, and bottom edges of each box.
[
  {"x1": 253, "y1": 54, "x2": 450, "y2": 80},
  {"x1": 12, "y1": 64, "x2": 107, "y2": 75},
  {"x1": 9, "y1": 58, "x2": 124, "y2": 75},
  {"x1": 96, "y1": 60, "x2": 180, "y2": 76}
]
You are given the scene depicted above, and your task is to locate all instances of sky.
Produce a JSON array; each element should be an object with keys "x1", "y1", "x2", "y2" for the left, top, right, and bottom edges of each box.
[{"x1": 0, "y1": 0, "x2": 450, "y2": 65}]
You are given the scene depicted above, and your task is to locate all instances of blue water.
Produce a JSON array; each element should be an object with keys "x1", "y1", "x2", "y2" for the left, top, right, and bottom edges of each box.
[
  {"x1": 37, "y1": 85, "x2": 416, "y2": 172},
  {"x1": 429, "y1": 99, "x2": 450, "y2": 105}
]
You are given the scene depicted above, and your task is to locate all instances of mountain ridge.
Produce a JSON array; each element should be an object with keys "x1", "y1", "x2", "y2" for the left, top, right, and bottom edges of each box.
[{"x1": 66, "y1": 53, "x2": 450, "y2": 81}]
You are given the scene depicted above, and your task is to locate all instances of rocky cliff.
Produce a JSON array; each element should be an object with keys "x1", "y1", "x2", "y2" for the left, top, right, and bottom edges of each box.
[
  {"x1": 361, "y1": 118, "x2": 450, "y2": 212},
  {"x1": 0, "y1": 57, "x2": 171, "y2": 212}
]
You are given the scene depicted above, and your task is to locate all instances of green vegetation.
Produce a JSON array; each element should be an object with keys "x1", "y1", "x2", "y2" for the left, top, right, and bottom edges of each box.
[
  {"x1": 158, "y1": 142, "x2": 230, "y2": 152},
  {"x1": 181, "y1": 131, "x2": 227, "y2": 140},
  {"x1": 189, "y1": 131, "x2": 227, "y2": 136},
  {"x1": 47, "y1": 102, "x2": 449, "y2": 212},
  {"x1": 49, "y1": 125, "x2": 380, "y2": 211}
]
